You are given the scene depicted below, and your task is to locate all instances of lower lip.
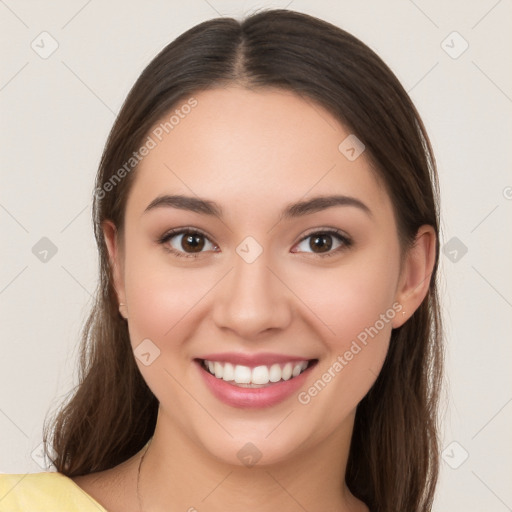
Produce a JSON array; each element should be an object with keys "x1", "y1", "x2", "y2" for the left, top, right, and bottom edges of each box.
[{"x1": 195, "y1": 360, "x2": 315, "y2": 409}]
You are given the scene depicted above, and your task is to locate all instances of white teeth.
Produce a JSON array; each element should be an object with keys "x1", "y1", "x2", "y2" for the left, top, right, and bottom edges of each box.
[
  {"x1": 214, "y1": 361, "x2": 223, "y2": 379},
  {"x1": 203, "y1": 359, "x2": 311, "y2": 386},
  {"x1": 234, "y1": 365, "x2": 252, "y2": 384},
  {"x1": 282, "y1": 362, "x2": 293, "y2": 381},
  {"x1": 292, "y1": 363, "x2": 302, "y2": 377},
  {"x1": 269, "y1": 364, "x2": 281, "y2": 383},
  {"x1": 222, "y1": 362, "x2": 235, "y2": 381},
  {"x1": 251, "y1": 365, "x2": 269, "y2": 385}
]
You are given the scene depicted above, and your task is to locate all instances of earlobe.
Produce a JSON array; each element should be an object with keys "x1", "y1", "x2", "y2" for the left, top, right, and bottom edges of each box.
[
  {"x1": 392, "y1": 225, "x2": 437, "y2": 328},
  {"x1": 102, "y1": 220, "x2": 127, "y2": 315}
]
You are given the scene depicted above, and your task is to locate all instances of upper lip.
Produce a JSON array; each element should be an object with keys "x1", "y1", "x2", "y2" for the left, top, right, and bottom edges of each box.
[{"x1": 196, "y1": 352, "x2": 317, "y2": 367}]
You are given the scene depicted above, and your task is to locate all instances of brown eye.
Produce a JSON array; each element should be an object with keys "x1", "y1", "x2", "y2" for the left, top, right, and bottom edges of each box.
[
  {"x1": 309, "y1": 233, "x2": 333, "y2": 253},
  {"x1": 159, "y1": 229, "x2": 217, "y2": 257},
  {"x1": 293, "y1": 229, "x2": 352, "y2": 257},
  {"x1": 181, "y1": 233, "x2": 205, "y2": 253}
]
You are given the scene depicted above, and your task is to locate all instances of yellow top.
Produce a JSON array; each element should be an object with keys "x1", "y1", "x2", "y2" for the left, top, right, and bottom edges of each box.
[{"x1": 0, "y1": 472, "x2": 108, "y2": 512}]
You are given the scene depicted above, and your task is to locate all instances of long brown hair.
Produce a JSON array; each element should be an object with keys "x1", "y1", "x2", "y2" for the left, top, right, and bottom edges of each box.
[{"x1": 43, "y1": 9, "x2": 443, "y2": 511}]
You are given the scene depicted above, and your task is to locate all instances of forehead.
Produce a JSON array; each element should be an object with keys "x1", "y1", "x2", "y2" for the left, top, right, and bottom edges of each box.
[{"x1": 126, "y1": 86, "x2": 392, "y2": 222}]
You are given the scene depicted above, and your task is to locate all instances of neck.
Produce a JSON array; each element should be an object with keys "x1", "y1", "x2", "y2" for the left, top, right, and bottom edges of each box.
[{"x1": 137, "y1": 407, "x2": 366, "y2": 512}]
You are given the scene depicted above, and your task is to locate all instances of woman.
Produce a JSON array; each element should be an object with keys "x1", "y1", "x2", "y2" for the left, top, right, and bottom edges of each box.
[{"x1": 0, "y1": 8, "x2": 443, "y2": 512}]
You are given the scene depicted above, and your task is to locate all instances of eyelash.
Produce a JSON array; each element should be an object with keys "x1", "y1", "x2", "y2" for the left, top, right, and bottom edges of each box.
[
  {"x1": 157, "y1": 227, "x2": 353, "y2": 259},
  {"x1": 158, "y1": 228, "x2": 217, "y2": 259}
]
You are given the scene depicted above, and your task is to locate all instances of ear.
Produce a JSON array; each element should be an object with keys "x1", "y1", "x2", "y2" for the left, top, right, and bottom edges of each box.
[
  {"x1": 392, "y1": 225, "x2": 437, "y2": 328},
  {"x1": 102, "y1": 220, "x2": 127, "y2": 317}
]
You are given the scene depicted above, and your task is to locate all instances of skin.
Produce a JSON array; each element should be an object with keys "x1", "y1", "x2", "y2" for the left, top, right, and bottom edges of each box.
[{"x1": 73, "y1": 86, "x2": 436, "y2": 512}]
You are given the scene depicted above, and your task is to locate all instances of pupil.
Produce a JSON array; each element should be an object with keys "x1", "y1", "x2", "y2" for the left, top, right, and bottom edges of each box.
[
  {"x1": 183, "y1": 234, "x2": 204, "y2": 252},
  {"x1": 310, "y1": 234, "x2": 332, "y2": 253}
]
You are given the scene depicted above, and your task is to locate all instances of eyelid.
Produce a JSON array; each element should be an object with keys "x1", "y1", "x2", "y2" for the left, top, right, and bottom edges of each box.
[
  {"x1": 292, "y1": 227, "x2": 353, "y2": 257},
  {"x1": 157, "y1": 226, "x2": 211, "y2": 244},
  {"x1": 297, "y1": 226, "x2": 351, "y2": 242},
  {"x1": 157, "y1": 227, "x2": 218, "y2": 259}
]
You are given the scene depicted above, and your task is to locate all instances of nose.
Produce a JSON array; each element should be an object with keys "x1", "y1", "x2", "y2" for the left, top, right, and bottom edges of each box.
[{"x1": 212, "y1": 251, "x2": 292, "y2": 339}]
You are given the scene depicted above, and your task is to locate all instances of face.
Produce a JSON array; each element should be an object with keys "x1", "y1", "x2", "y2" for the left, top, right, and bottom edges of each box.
[{"x1": 106, "y1": 86, "x2": 417, "y2": 467}]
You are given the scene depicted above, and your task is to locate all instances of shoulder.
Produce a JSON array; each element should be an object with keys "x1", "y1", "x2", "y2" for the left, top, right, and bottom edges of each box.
[{"x1": 0, "y1": 472, "x2": 108, "y2": 512}]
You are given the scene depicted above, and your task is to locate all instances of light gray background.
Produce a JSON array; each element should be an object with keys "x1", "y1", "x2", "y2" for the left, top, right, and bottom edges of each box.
[{"x1": 1, "y1": 1, "x2": 511, "y2": 510}]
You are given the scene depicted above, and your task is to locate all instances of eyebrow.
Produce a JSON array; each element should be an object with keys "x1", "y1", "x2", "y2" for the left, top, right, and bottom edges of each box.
[{"x1": 144, "y1": 194, "x2": 372, "y2": 219}]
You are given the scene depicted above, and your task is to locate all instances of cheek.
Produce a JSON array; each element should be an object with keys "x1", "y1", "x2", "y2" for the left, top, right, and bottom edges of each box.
[
  {"x1": 125, "y1": 270, "x2": 191, "y2": 344},
  {"x1": 122, "y1": 233, "x2": 203, "y2": 336},
  {"x1": 288, "y1": 248, "x2": 400, "y2": 413},
  {"x1": 121, "y1": 250, "x2": 215, "y2": 416},
  {"x1": 290, "y1": 248, "x2": 400, "y2": 345},
  {"x1": 121, "y1": 241, "x2": 225, "y2": 395}
]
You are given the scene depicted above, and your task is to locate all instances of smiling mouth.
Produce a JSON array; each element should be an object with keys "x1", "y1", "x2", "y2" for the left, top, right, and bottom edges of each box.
[{"x1": 198, "y1": 359, "x2": 318, "y2": 388}]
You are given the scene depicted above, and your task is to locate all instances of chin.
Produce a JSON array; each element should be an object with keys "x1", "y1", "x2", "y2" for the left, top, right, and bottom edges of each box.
[{"x1": 196, "y1": 430, "x2": 308, "y2": 468}]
